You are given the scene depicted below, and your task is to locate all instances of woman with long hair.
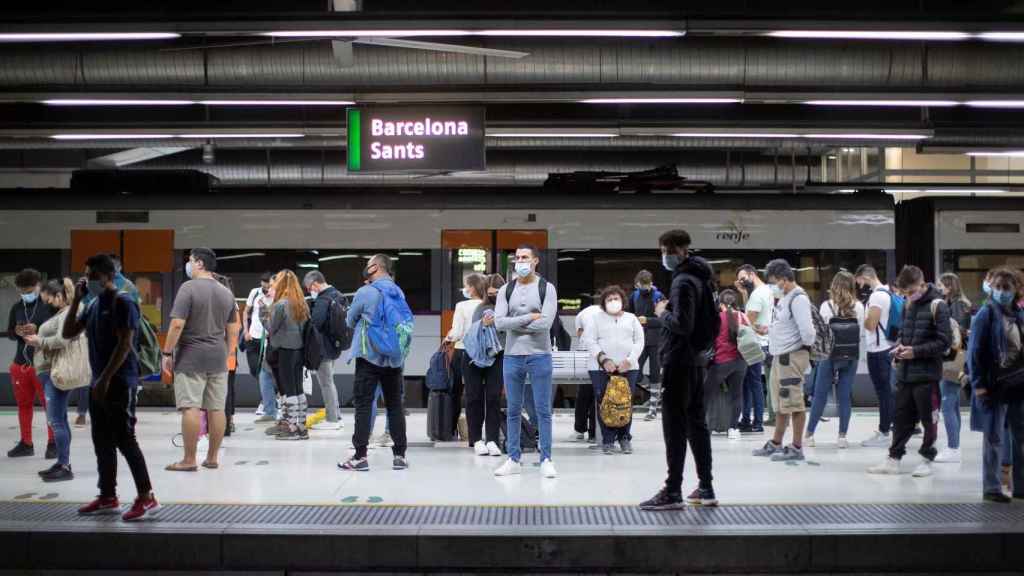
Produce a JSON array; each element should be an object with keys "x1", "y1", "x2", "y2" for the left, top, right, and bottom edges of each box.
[
  {"x1": 936, "y1": 272, "x2": 972, "y2": 462},
  {"x1": 463, "y1": 273, "x2": 506, "y2": 456},
  {"x1": 704, "y1": 288, "x2": 750, "y2": 440},
  {"x1": 445, "y1": 272, "x2": 488, "y2": 447},
  {"x1": 806, "y1": 271, "x2": 865, "y2": 449},
  {"x1": 267, "y1": 270, "x2": 311, "y2": 441}
]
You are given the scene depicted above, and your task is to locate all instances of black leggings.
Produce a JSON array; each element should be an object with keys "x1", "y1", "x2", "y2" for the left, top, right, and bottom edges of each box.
[
  {"x1": 273, "y1": 348, "x2": 304, "y2": 397},
  {"x1": 463, "y1": 353, "x2": 503, "y2": 445},
  {"x1": 450, "y1": 349, "x2": 466, "y2": 435}
]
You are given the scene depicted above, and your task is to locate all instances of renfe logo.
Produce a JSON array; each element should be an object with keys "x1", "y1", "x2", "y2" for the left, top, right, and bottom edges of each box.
[
  {"x1": 715, "y1": 221, "x2": 751, "y2": 244},
  {"x1": 348, "y1": 106, "x2": 485, "y2": 172}
]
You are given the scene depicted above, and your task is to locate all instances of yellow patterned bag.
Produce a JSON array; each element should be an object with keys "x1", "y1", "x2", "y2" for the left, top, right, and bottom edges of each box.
[{"x1": 600, "y1": 375, "x2": 633, "y2": 428}]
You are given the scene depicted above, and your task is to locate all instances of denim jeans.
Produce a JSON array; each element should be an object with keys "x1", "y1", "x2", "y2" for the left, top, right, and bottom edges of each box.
[
  {"x1": 258, "y1": 366, "x2": 279, "y2": 419},
  {"x1": 42, "y1": 374, "x2": 72, "y2": 466},
  {"x1": 981, "y1": 400, "x2": 1024, "y2": 495},
  {"x1": 589, "y1": 370, "x2": 639, "y2": 444},
  {"x1": 807, "y1": 357, "x2": 857, "y2": 436},
  {"x1": 74, "y1": 386, "x2": 89, "y2": 417},
  {"x1": 939, "y1": 380, "x2": 962, "y2": 450},
  {"x1": 503, "y1": 354, "x2": 553, "y2": 462},
  {"x1": 741, "y1": 361, "x2": 764, "y2": 427},
  {"x1": 867, "y1": 351, "x2": 895, "y2": 434}
]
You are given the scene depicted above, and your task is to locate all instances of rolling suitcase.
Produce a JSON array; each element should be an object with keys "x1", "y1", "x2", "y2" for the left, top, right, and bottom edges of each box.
[
  {"x1": 427, "y1": 390, "x2": 455, "y2": 441},
  {"x1": 705, "y1": 384, "x2": 734, "y2": 434}
]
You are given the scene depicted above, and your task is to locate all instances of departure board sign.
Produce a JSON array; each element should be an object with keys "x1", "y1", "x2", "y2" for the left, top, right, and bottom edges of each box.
[{"x1": 347, "y1": 106, "x2": 486, "y2": 172}]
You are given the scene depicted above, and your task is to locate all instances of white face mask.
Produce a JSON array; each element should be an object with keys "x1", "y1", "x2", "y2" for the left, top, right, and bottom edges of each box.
[
  {"x1": 514, "y1": 262, "x2": 532, "y2": 278},
  {"x1": 605, "y1": 299, "x2": 623, "y2": 314},
  {"x1": 461, "y1": 287, "x2": 472, "y2": 299}
]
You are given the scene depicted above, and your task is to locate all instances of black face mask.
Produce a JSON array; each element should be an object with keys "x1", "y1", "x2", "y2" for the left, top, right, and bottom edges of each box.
[
  {"x1": 362, "y1": 265, "x2": 377, "y2": 280},
  {"x1": 261, "y1": 287, "x2": 269, "y2": 295},
  {"x1": 638, "y1": 286, "x2": 651, "y2": 294},
  {"x1": 857, "y1": 284, "x2": 872, "y2": 301},
  {"x1": 740, "y1": 279, "x2": 755, "y2": 293}
]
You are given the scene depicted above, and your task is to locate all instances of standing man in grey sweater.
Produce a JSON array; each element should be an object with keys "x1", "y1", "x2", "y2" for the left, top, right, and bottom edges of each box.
[
  {"x1": 490, "y1": 245, "x2": 559, "y2": 479},
  {"x1": 752, "y1": 259, "x2": 816, "y2": 463}
]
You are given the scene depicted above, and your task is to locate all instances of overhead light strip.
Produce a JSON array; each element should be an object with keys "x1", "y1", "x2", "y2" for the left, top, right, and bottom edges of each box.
[
  {"x1": 581, "y1": 98, "x2": 742, "y2": 104},
  {"x1": 43, "y1": 99, "x2": 195, "y2": 106},
  {"x1": 263, "y1": 29, "x2": 684, "y2": 38},
  {"x1": 766, "y1": 30, "x2": 971, "y2": 41},
  {"x1": 489, "y1": 132, "x2": 618, "y2": 138},
  {"x1": 198, "y1": 100, "x2": 355, "y2": 106},
  {"x1": 0, "y1": 32, "x2": 181, "y2": 42},
  {"x1": 965, "y1": 151, "x2": 1024, "y2": 157},
  {"x1": 803, "y1": 100, "x2": 959, "y2": 107},
  {"x1": 178, "y1": 133, "x2": 305, "y2": 139},
  {"x1": 50, "y1": 134, "x2": 175, "y2": 140}
]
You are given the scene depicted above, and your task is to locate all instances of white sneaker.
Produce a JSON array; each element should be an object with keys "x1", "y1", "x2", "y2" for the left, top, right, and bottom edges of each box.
[
  {"x1": 494, "y1": 458, "x2": 522, "y2": 477},
  {"x1": 311, "y1": 420, "x2": 344, "y2": 431},
  {"x1": 837, "y1": 436, "x2": 849, "y2": 450},
  {"x1": 474, "y1": 441, "x2": 489, "y2": 456},
  {"x1": 377, "y1": 432, "x2": 394, "y2": 448},
  {"x1": 486, "y1": 441, "x2": 502, "y2": 457},
  {"x1": 861, "y1": 431, "x2": 891, "y2": 448},
  {"x1": 541, "y1": 459, "x2": 558, "y2": 479},
  {"x1": 935, "y1": 448, "x2": 961, "y2": 463},
  {"x1": 912, "y1": 460, "x2": 934, "y2": 478},
  {"x1": 805, "y1": 435, "x2": 816, "y2": 448},
  {"x1": 727, "y1": 428, "x2": 741, "y2": 440},
  {"x1": 255, "y1": 403, "x2": 265, "y2": 417},
  {"x1": 867, "y1": 458, "x2": 902, "y2": 475}
]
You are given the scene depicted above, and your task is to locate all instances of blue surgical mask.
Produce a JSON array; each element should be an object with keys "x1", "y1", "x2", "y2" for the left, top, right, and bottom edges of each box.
[
  {"x1": 185, "y1": 261, "x2": 194, "y2": 279},
  {"x1": 461, "y1": 287, "x2": 472, "y2": 299},
  {"x1": 514, "y1": 262, "x2": 532, "y2": 278},
  {"x1": 993, "y1": 289, "x2": 1015, "y2": 307},
  {"x1": 770, "y1": 284, "x2": 785, "y2": 299},
  {"x1": 662, "y1": 253, "x2": 681, "y2": 272},
  {"x1": 983, "y1": 281, "x2": 993, "y2": 296},
  {"x1": 20, "y1": 291, "x2": 38, "y2": 304},
  {"x1": 87, "y1": 280, "x2": 105, "y2": 297}
]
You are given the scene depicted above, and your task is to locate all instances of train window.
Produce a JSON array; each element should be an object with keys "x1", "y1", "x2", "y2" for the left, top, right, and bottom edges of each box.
[
  {"x1": 942, "y1": 250, "x2": 1024, "y2": 306},
  {"x1": 965, "y1": 223, "x2": 1021, "y2": 234},
  {"x1": 211, "y1": 249, "x2": 433, "y2": 313}
]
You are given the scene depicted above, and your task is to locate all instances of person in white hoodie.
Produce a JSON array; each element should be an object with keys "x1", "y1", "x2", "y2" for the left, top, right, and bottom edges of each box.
[{"x1": 584, "y1": 286, "x2": 645, "y2": 455}]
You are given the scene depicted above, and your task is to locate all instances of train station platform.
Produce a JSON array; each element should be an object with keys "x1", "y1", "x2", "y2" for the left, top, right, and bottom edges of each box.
[{"x1": 2, "y1": 409, "x2": 1022, "y2": 574}]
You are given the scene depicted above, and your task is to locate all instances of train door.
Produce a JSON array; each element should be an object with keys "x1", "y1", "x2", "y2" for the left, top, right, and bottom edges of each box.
[{"x1": 440, "y1": 229, "x2": 548, "y2": 341}]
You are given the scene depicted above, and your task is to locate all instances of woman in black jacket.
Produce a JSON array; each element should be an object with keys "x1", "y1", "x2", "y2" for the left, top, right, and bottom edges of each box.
[{"x1": 868, "y1": 266, "x2": 951, "y2": 478}]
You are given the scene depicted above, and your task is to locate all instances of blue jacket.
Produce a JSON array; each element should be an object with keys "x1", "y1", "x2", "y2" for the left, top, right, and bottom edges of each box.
[
  {"x1": 968, "y1": 302, "x2": 1024, "y2": 434},
  {"x1": 346, "y1": 276, "x2": 405, "y2": 368},
  {"x1": 464, "y1": 319, "x2": 503, "y2": 368}
]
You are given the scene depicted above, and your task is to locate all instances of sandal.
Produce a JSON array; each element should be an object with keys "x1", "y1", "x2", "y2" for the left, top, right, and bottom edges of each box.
[
  {"x1": 164, "y1": 462, "x2": 198, "y2": 472},
  {"x1": 201, "y1": 461, "x2": 219, "y2": 470}
]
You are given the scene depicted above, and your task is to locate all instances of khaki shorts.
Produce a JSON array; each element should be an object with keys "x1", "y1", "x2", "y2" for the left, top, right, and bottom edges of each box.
[
  {"x1": 174, "y1": 371, "x2": 228, "y2": 411},
  {"x1": 769, "y1": 349, "x2": 810, "y2": 415}
]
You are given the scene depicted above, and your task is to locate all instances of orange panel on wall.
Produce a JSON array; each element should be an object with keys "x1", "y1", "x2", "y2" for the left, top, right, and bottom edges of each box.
[
  {"x1": 441, "y1": 229, "x2": 493, "y2": 250},
  {"x1": 70, "y1": 230, "x2": 121, "y2": 273},
  {"x1": 123, "y1": 230, "x2": 174, "y2": 272},
  {"x1": 441, "y1": 309, "x2": 455, "y2": 346},
  {"x1": 496, "y1": 230, "x2": 548, "y2": 250}
]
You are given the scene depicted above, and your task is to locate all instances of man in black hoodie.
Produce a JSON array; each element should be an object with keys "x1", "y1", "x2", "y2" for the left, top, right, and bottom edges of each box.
[
  {"x1": 867, "y1": 265, "x2": 950, "y2": 479},
  {"x1": 640, "y1": 230, "x2": 720, "y2": 510}
]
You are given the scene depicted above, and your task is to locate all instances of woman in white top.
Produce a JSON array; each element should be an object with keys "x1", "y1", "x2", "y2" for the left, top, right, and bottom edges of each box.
[
  {"x1": 583, "y1": 286, "x2": 645, "y2": 454},
  {"x1": 806, "y1": 271, "x2": 865, "y2": 448},
  {"x1": 445, "y1": 273, "x2": 486, "y2": 453}
]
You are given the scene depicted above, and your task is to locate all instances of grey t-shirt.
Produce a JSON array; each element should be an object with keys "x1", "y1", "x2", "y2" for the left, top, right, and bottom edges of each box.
[
  {"x1": 170, "y1": 277, "x2": 237, "y2": 373},
  {"x1": 493, "y1": 277, "x2": 558, "y2": 356}
]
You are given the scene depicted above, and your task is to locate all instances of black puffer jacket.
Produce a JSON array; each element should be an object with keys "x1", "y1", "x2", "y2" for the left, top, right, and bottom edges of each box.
[{"x1": 895, "y1": 284, "x2": 952, "y2": 384}]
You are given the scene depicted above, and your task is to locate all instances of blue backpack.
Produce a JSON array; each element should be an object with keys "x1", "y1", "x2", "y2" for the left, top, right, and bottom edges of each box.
[
  {"x1": 878, "y1": 287, "x2": 906, "y2": 343},
  {"x1": 425, "y1": 345, "x2": 452, "y2": 391},
  {"x1": 365, "y1": 282, "x2": 415, "y2": 363}
]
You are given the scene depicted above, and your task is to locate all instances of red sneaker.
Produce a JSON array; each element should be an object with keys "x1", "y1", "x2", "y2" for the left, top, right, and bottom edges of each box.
[
  {"x1": 78, "y1": 496, "x2": 120, "y2": 516},
  {"x1": 122, "y1": 494, "x2": 159, "y2": 522}
]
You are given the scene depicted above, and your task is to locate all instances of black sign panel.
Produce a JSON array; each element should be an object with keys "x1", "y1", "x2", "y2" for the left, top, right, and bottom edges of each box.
[{"x1": 347, "y1": 106, "x2": 486, "y2": 173}]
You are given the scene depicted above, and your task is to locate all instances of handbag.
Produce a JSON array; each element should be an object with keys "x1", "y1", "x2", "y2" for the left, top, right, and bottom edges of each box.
[{"x1": 50, "y1": 333, "x2": 92, "y2": 391}]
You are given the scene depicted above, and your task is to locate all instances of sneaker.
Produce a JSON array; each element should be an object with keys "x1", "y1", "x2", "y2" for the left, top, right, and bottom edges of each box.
[
  {"x1": 586, "y1": 436, "x2": 597, "y2": 444},
  {"x1": 254, "y1": 414, "x2": 276, "y2": 423},
  {"x1": 486, "y1": 441, "x2": 502, "y2": 457},
  {"x1": 7, "y1": 441, "x2": 34, "y2": 458},
  {"x1": 771, "y1": 445, "x2": 806, "y2": 462},
  {"x1": 752, "y1": 440, "x2": 782, "y2": 457},
  {"x1": 38, "y1": 462, "x2": 61, "y2": 477},
  {"x1": 540, "y1": 459, "x2": 558, "y2": 479},
  {"x1": 78, "y1": 495, "x2": 121, "y2": 515},
  {"x1": 935, "y1": 448, "x2": 961, "y2": 463},
  {"x1": 265, "y1": 422, "x2": 287, "y2": 436},
  {"x1": 619, "y1": 440, "x2": 633, "y2": 454},
  {"x1": 474, "y1": 441, "x2": 489, "y2": 456},
  {"x1": 837, "y1": 436, "x2": 849, "y2": 450},
  {"x1": 377, "y1": 432, "x2": 394, "y2": 448},
  {"x1": 644, "y1": 413, "x2": 657, "y2": 422},
  {"x1": 861, "y1": 431, "x2": 891, "y2": 448},
  {"x1": 601, "y1": 444, "x2": 616, "y2": 455},
  {"x1": 912, "y1": 460, "x2": 934, "y2": 478},
  {"x1": 494, "y1": 458, "x2": 522, "y2": 477},
  {"x1": 749, "y1": 425, "x2": 765, "y2": 434},
  {"x1": 985, "y1": 492, "x2": 1012, "y2": 504},
  {"x1": 74, "y1": 415, "x2": 87, "y2": 428},
  {"x1": 738, "y1": 423, "x2": 753, "y2": 433},
  {"x1": 42, "y1": 464, "x2": 74, "y2": 483},
  {"x1": 393, "y1": 455, "x2": 409, "y2": 470},
  {"x1": 275, "y1": 428, "x2": 309, "y2": 441},
  {"x1": 311, "y1": 420, "x2": 344, "y2": 431},
  {"x1": 806, "y1": 435, "x2": 817, "y2": 448},
  {"x1": 727, "y1": 428, "x2": 741, "y2": 441},
  {"x1": 686, "y1": 487, "x2": 719, "y2": 507},
  {"x1": 255, "y1": 403, "x2": 265, "y2": 417},
  {"x1": 639, "y1": 487, "x2": 685, "y2": 511},
  {"x1": 570, "y1": 432, "x2": 584, "y2": 442},
  {"x1": 867, "y1": 457, "x2": 902, "y2": 475},
  {"x1": 122, "y1": 494, "x2": 159, "y2": 522},
  {"x1": 338, "y1": 457, "x2": 369, "y2": 472}
]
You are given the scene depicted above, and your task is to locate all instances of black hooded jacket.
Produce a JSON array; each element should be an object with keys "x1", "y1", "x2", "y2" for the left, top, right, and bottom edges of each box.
[
  {"x1": 659, "y1": 255, "x2": 718, "y2": 368},
  {"x1": 896, "y1": 283, "x2": 952, "y2": 384}
]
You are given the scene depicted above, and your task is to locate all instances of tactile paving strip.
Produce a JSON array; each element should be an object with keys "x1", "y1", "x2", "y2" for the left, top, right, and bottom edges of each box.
[{"x1": 2, "y1": 501, "x2": 1024, "y2": 531}]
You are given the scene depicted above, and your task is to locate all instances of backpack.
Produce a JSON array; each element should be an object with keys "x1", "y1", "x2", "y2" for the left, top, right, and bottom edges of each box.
[
  {"x1": 325, "y1": 292, "x2": 354, "y2": 356},
  {"x1": 425, "y1": 344, "x2": 452, "y2": 391},
  {"x1": 679, "y1": 272, "x2": 720, "y2": 360},
  {"x1": 551, "y1": 314, "x2": 572, "y2": 351},
  {"x1": 503, "y1": 276, "x2": 548, "y2": 310},
  {"x1": 301, "y1": 319, "x2": 323, "y2": 371},
  {"x1": 600, "y1": 374, "x2": 633, "y2": 428},
  {"x1": 366, "y1": 283, "x2": 415, "y2": 363},
  {"x1": 736, "y1": 324, "x2": 766, "y2": 365},
  {"x1": 930, "y1": 299, "x2": 962, "y2": 359},
  {"x1": 113, "y1": 294, "x2": 160, "y2": 376},
  {"x1": 787, "y1": 290, "x2": 828, "y2": 360},
  {"x1": 826, "y1": 302, "x2": 862, "y2": 361},
  {"x1": 877, "y1": 287, "x2": 905, "y2": 344}
]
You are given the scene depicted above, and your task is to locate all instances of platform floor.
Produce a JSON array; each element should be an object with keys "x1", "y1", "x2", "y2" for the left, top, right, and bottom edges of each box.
[{"x1": 0, "y1": 406, "x2": 989, "y2": 507}]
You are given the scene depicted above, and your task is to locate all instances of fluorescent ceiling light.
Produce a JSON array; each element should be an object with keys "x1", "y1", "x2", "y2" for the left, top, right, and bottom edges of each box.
[
  {"x1": 804, "y1": 100, "x2": 958, "y2": 107},
  {"x1": 216, "y1": 252, "x2": 266, "y2": 261},
  {"x1": 582, "y1": 98, "x2": 742, "y2": 104},
  {"x1": 50, "y1": 134, "x2": 174, "y2": 140},
  {"x1": 976, "y1": 32, "x2": 1024, "y2": 41},
  {"x1": 766, "y1": 30, "x2": 970, "y2": 41},
  {"x1": 804, "y1": 133, "x2": 929, "y2": 140},
  {"x1": 43, "y1": 99, "x2": 194, "y2": 106},
  {"x1": 264, "y1": 29, "x2": 682, "y2": 38},
  {"x1": 318, "y1": 254, "x2": 360, "y2": 262},
  {"x1": 199, "y1": 100, "x2": 355, "y2": 106},
  {"x1": 397, "y1": 251, "x2": 424, "y2": 256},
  {"x1": 889, "y1": 188, "x2": 1009, "y2": 195},
  {"x1": 297, "y1": 263, "x2": 320, "y2": 269},
  {"x1": 965, "y1": 100, "x2": 1024, "y2": 108},
  {"x1": 489, "y1": 132, "x2": 618, "y2": 138},
  {"x1": 671, "y1": 132, "x2": 800, "y2": 138},
  {"x1": 476, "y1": 29, "x2": 683, "y2": 37},
  {"x1": 0, "y1": 32, "x2": 180, "y2": 41},
  {"x1": 965, "y1": 151, "x2": 1024, "y2": 157},
  {"x1": 178, "y1": 133, "x2": 305, "y2": 139},
  {"x1": 263, "y1": 30, "x2": 472, "y2": 38}
]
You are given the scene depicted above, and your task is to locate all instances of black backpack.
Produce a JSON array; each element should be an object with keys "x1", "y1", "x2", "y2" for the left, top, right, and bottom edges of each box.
[
  {"x1": 503, "y1": 276, "x2": 548, "y2": 308},
  {"x1": 681, "y1": 272, "x2": 721, "y2": 359},
  {"x1": 301, "y1": 319, "x2": 323, "y2": 370},
  {"x1": 325, "y1": 292, "x2": 354, "y2": 355}
]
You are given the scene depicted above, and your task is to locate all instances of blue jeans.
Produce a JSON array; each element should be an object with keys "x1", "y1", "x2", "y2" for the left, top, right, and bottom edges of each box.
[
  {"x1": 258, "y1": 367, "x2": 278, "y2": 419},
  {"x1": 73, "y1": 386, "x2": 89, "y2": 417},
  {"x1": 589, "y1": 370, "x2": 639, "y2": 444},
  {"x1": 867, "y1": 351, "x2": 895, "y2": 434},
  {"x1": 503, "y1": 354, "x2": 553, "y2": 462},
  {"x1": 807, "y1": 357, "x2": 856, "y2": 436},
  {"x1": 41, "y1": 374, "x2": 71, "y2": 466},
  {"x1": 741, "y1": 361, "x2": 764, "y2": 427},
  {"x1": 940, "y1": 380, "x2": 962, "y2": 450},
  {"x1": 370, "y1": 381, "x2": 405, "y2": 435},
  {"x1": 982, "y1": 400, "x2": 1024, "y2": 495}
]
